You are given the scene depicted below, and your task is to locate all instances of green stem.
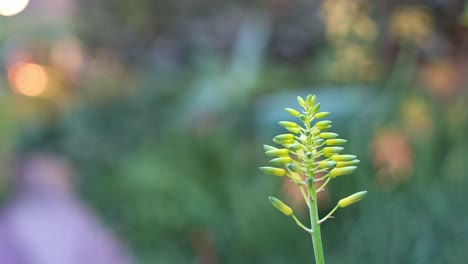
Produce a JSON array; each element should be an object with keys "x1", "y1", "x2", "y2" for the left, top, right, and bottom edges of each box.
[
  {"x1": 307, "y1": 180, "x2": 325, "y2": 264},
  {"x1": 316, "y1": 176, "x2": 331, "y2": 192},
  {"x1": 292, "y1": 214, "x2": 313, "y2": 233},
  {"x1": 299, "y1": 186, "x2": 309, "y2": 204},
  {"x1": 318, "y1": 205, "x2": 338, "y2": 224},
  {"x1": 304, "y1": 102, "x2": 325, "y2": 264}
]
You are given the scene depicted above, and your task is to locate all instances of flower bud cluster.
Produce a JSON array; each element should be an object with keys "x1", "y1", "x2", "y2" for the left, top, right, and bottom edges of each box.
[
  {"x1": 259, "y1": 94, "x2": 366, "y2": 217},
  {"x1": 260, "y1": 95, "x2": 359, "y2": 181}
]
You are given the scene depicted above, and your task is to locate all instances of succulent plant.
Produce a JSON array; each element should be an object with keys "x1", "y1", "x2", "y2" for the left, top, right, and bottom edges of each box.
[{"x1": 260, "y1": 94, "x2": 367, "y2": 264}]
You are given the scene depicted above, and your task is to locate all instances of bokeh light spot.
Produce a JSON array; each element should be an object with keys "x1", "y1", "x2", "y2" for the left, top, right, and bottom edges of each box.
[
  {"x1": 0, "y1": 0, "x2": 30, "y2": 16},
  {"x1": 7, "y1": 62, "x2": 48, "y2": 97},
  {"x1": 51, "y1": 36, "x2": 84, "y2": 74}
]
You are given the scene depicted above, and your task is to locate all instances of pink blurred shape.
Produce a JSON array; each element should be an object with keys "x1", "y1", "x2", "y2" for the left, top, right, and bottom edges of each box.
[{"x1": 0, "y1": 153, "x2": 132, "y2": 264}]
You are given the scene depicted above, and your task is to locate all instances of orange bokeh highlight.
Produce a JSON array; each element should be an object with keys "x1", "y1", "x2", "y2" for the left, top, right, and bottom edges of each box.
[{"x1": 7, "y1": 62, "x2": 48, "y2": 97}]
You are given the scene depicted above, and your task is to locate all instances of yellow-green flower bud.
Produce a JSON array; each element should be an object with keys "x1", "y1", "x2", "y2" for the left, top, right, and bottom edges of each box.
[
  {"x1": 273, "y1": 134, "x2": 294, "y2": 144},
  {"x1": 299, "y1": 134, "x2": 307, "y2": 143},
  {"x1": 311, "y1": 103, "x2": 321, "y2": 115},
  {"x1": 278, "y1": 121, "x2": 298, "y2": 128},
  {"x1": 263, "y1": 145, "x2": 277, "y2": 151},
  {"x1": 313, "y1": 149, "x2": 318, "y2": 156},
  {"x1": 299, "y1": 115, "x2": 307, "y2": 122},
  {"x1": 286, "y1": 163, "x2": 299, "y2": 172},
  {"x1": 319, "y1": 160, "x2": 337, "y2": 169},
  {"x1": 282, "y1": 143, "x2": 294, "y2": 148},
  {"x1": 285, "y1": 108, "x2": 301, "y2": 117},
  {"x1": 285, "y1": 127, "x2": 301, "y2": 134},
  {"x1": 297, "y1": 96, "x2": 306, "y2": 106},
  {"x1": 330, "y1": 154, "x2": 357, "y2": 161},
  {"x1": 273, "y1": 139, "x2": 294, "y2": 145},
  {"x1": 338, "y1": 191, "x2": 367, "y2": 208},
  {"x1": 315, "y1": 112, "x2": 330, "y2": 118},
  {"x1": 288, "y1": 143, "x2": 302, "y2": 151},
  {"x1": 336, "y1": 159, "x2": 360, "y2": 168},
  {"x1": 319, "y1": 132, "x2": 338, "y2": 139},
  {"x1": 288, "y1": 171, "x2": 302, "y2": 181},
  {"x1": 306, "y1": 94, "x2": 316, "y2": 106},
  {"x1": 274, "y1": 134, "x2": 295, "y2": 141},
  {"x1": 306, "y1": 152, "x2": 313, "y2": 159},
  {"x1": 316, "y1": 120, "x2": 332, "y2": 127},
  {"x1": 270, "y1": 157, "x2": 292, "y2": 165},
  {"x1": 323, "y1": 147, "x2": 344, "y2": 153},
  {"x1": 265, "y1": 149, "x2": 289, "y2": 156},
  {"x1": 268, "y1": 196, "x2": 293, "y2": 216},
  {"x1": 330, "y1": 166, "x2": 357, "y2": 178},
  {"x1": 259, "y1": 167, "x2": 286, "y2": 176},
  {"x1": 314, "y1": 139, "x2": 324, "y2": 145},
  {"x1": 318, "y1": 125, "x2": 332, "y2": 131},
  {"x1": 312, "y1": 128, "x2": 321, "y2": 136},
  {"x1": 325, "y1": 139, "x2": 347, "y2": 146}
]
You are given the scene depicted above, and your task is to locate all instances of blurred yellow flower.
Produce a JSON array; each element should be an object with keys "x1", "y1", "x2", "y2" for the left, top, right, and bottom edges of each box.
[
  {"x1": 401, "y1": 97, "x2": 433, "y2": 141},
  {"x1": 354, "y1": 14, "x2": 377, "y2": 41},
  {"x1": 321, "y1": 0, "x2": 377, "y2": 43},
  {"x1": 333, "y1": 44, "x2": 378, "y2": 82},
  {"x1": 390, "y1": 6, "x2": 433, "y2": 46},
  {"x1": 321, "y1": 0, "x2": 357, "y2": 42},
  {"x1": 320, "y1": 0, "x2": 378, "y2": 82}
]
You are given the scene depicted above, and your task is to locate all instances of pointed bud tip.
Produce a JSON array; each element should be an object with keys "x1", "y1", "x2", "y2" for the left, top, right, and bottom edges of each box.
[
  {"x1": 336, "y1": 159, "x2": 360, "y2": 168},
  {"x1": 331, "y1": 154, "x2": 357, "y2": 161},
  {"x1": 269, "y1": 157, "x2": 292, "y2": 165},
  {"x1": 325, "y1": 139, "x2": 347, "y2": 146},
  {"x1": 259, "y1": 167, "x2": 286, "y2": 176},
  {"x1": 274, "y1": 134, "x2": 295, "y2": 140},
  {"x1": 319, "y1": 132, "x2": 339, "y2": 139},
  {"x1": 278, "y1": 121, "x2": 299, "y2": 128},
  {"x1": 330, "y1": 166, "x2": 357, "y2": 178},
  {"x1": 284, "y1": 108, "x2": 301, "y2": 117},
  {"x1": 338, "y1": 191, "x2": 367, "y2": 208},
  {"x1": 319, "y1": 160, "x2": 337, "y2": 169},
  {"x1": 316, "y1": 120, "x2": 332, "y2": 127},
  {"x1": 323, "y1": 147, "x2": 344, "y2": 153},
  {"x1": 268, "y1": 196, "x2": 293, "y2": 216},
  {"x1": 265, "y1": 149, "x2": 289, "y2": 156},
  {"x1": 263, "y1": 144, "x2": 277, "y2": 151},
  {"x1": 315, "y1": 112, "x2": 330, "y2": 119},
  {"x1": 297, "y1": 96, "x2": 306, "y2": 106},
  {"x1": 311, "y1": 103, "x2": 321, "y2": 114}
]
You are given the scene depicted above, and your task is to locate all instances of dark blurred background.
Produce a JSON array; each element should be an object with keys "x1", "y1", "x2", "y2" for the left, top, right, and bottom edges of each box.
[{"x1": 0, "y1": 0, "x2": 467, "y2": 263}]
